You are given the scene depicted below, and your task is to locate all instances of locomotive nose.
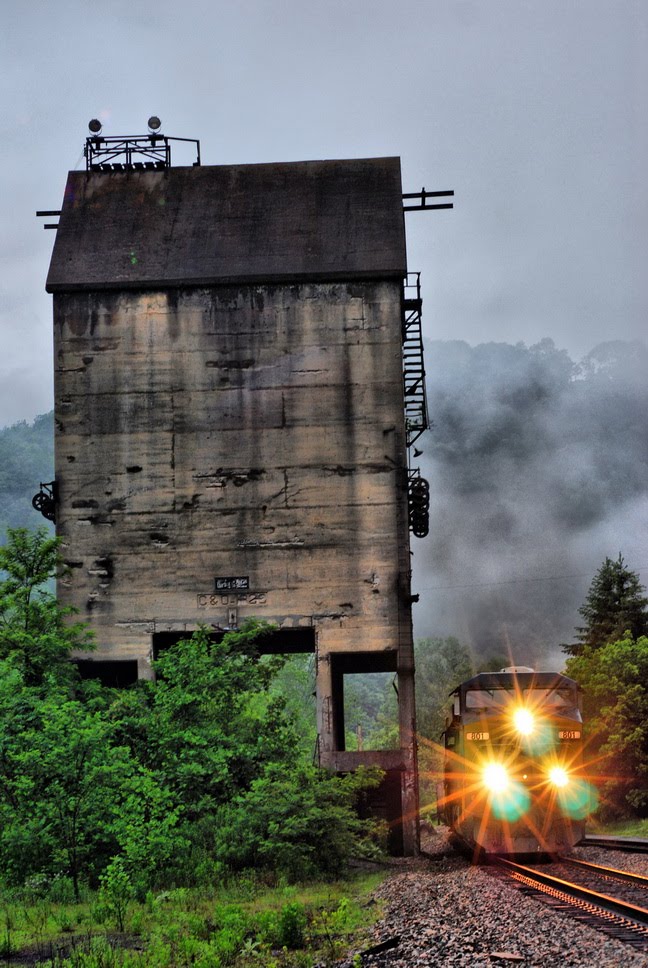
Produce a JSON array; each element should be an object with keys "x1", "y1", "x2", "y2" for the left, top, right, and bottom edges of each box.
[
  {"x1": 512, "y1": 707, "x2": 535, "y2": 735},
  {"x1": 548, "y1": 766, "x2": 570, "y2": 787},
  {"x1": 482, "y1": 762, "x2": 509, "y2": 793}
]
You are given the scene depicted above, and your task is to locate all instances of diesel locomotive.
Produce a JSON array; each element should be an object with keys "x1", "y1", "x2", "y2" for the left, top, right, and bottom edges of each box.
[{"x1": 440, "y1": 668, "x2": 594, "y2": 856}]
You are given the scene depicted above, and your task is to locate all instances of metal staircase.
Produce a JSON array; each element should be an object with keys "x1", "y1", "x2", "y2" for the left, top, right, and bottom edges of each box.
[{"x1": 402, "y1": 272, "x2": 429, "y2": 448}]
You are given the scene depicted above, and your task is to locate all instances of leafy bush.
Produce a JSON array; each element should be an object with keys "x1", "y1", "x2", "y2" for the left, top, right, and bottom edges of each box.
[
  {"x1": 277, "y1": 902, "x2": 307, "y2": 949},
  {"x1": 253, "y1": 901, "x2": 307, "y2": 950},
  {"x1": 214, "y1": 765, "x2": 384, "y2": 881},
  {"x1": 0, "y1": 530, "x2": 389, "y2": 896},
  {"x1": 99, "y1": 858, "x2": 134, "y2": 932},
  {"x1": 565, "y1": 633, "x2": 648, "y2": 818}
]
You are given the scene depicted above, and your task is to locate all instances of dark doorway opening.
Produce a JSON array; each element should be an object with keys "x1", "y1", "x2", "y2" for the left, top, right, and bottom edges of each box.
[
  {"x1": 368, "y1": 771, "x2": 405, "y2": 855},
  {"x1": 75, "y1": 659, "x2": 139, "y2": 688},
  {"x1": 152, "y1": 626, "x2": 315, "y2": 661}
]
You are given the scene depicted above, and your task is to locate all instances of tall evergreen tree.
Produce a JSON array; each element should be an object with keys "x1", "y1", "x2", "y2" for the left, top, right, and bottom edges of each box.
[{"x1": 563, "y1": 554, "x2": 648, "y2": 655}]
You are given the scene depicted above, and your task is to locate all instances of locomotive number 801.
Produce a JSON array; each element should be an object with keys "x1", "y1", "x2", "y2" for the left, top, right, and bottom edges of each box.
[{"x1": 440, "y1": 667, "x2": 597, "y2": 857}]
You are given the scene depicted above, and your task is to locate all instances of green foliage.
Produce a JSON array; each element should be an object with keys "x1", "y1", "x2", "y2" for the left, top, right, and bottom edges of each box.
[
  {"x1": 99, "y1": 858, "x2": 134, "y2": 932},
  {"x1": 0, "y1": 672, "x2": 153, "y2": 897},
  {"x1": 415, "y1": 636, "x2": 474, "y2": 742},
  {"x1": 564, "y1": 553, "x2": 648, "y2": 655},
  {"x1": 413, "y1": 636, "x2": 474, "y2": 813},
  {"x1": 478, "y1": 653, "x2": 510, "y2": 672},
  {"x1": 114, "y1": 621, "x2": 308, "y2": 884},
  {"x1": 0, "y1": 903, "x2": 17, "y2": 959},
  {"x1": 268, "y1": 654, "x2": 317, "y2": 756},
  {"x1": 590, "y1": 818, "x2": 648, "y2": 838},
  {"x1": 144, "y1": 623, "x2": 295, "y2": 814},
  {"x1": 310, "y1": 896, "x2": 361, "y2": 963},
  {"x1": 0, "y1": 527, "x2": 93, "y2": 686},
  {"x1": 0, "y1": 531, "x2": 386, "y2": 899},
  {"x1": 565, "y1": 634, "x2": 648, "y2": 818},
  {"x1": 256, "y1": 901, "x2": 306, "y2": 949},
  {"x1": 110, "y1": 769, "x2": 186, "y2": 896},
  {"x1": 213, "y1": 765, "x2": 385, "y2": 882},
  {"x1": 0, "y1": 530, "x2": 111, "y2": 894},
  {"x1": 0, "y1": 413, "x2": 54, "y2": 538},
  {"x1": 343, "y1": 672, "x2": 399, "y2": 752},
  {"x1": 0, "y1": 871, "x2": 385, "y2": 967}
]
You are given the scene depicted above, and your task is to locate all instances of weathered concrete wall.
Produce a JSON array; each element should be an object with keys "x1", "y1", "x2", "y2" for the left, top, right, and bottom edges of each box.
[{"x1": 55, "y1": 280, "x2": 412, "y2": 667}]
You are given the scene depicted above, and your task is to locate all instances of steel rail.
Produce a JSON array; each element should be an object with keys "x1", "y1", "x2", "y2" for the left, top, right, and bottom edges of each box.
[
  {"x1": 494, "y1": 857, "x2": 648, "y2": 949},
  {"x1": 496, "y1": 858, "x2": 648, "y2": 923},
  {"x1": 563, "y1": 856, "x2": 648, "y2": 887},
  {"x1": 583, "y1": 835, "x2": 648, "y2": 853}
]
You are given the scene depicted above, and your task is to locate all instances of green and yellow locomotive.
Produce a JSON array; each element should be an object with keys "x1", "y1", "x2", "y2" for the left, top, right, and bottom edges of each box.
[{"x1": 441, "y1": 668, "x2": 595, "y2": 856}]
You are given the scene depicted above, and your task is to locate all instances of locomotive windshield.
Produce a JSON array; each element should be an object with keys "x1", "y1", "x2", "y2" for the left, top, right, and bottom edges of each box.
[
  {"x1": 465, "y1": 687, "x2": 576, "y2": 711},
  {"x1": 525, "y1": 688, "x2": 575, "y2": 709},
  {"x1": 465, "y1": 689, "x2": 511, "y2": 710}
]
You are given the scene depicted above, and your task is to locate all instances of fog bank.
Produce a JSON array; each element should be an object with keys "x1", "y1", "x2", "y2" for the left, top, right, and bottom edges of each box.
[{"x1": 413, "y1": 338, "x2": 648, "y2": 669}]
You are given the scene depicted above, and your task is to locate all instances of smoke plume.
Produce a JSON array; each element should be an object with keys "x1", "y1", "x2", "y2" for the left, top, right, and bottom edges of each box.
[{"x1": 413, "y1": 338, "x2": 648, "y2": 669}]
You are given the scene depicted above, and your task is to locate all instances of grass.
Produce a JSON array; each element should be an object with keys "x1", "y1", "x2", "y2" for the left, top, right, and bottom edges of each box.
[
  {"x1": 587, "y1": 817, "x2": 648, "y2": 838},
  {"x1": 0, "y1": 870, "x2": 386, "y2": 967}
]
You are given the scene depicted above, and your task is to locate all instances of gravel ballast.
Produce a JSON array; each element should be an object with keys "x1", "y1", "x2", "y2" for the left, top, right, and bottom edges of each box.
[{"x1": 338, "y1": 830, "x2": 648, "y2": 967}]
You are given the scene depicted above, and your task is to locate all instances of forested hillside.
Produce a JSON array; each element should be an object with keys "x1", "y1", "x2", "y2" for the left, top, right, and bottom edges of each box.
[{"x1": 0, "y1": 412, "x2": 54, "y2": 539}]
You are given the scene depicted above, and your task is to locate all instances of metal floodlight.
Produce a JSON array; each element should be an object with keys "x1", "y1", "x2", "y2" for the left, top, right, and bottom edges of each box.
[{"x1": 83, "y1": 117, "x2": 199, "y2": 171}]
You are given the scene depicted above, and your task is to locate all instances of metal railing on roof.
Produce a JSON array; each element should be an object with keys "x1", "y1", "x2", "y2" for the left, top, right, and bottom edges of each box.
[{"x1": 84, "y1": 134, "x2": 201, "y2": 172}]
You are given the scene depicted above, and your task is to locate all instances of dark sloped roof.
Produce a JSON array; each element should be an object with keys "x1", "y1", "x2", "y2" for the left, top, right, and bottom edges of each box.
[
  {"x1": 46, "y1": 157, "x2": 406, "y2": 292},
  {"x1": 454, "y1": 672, "x2": 579, "y2": 693}
]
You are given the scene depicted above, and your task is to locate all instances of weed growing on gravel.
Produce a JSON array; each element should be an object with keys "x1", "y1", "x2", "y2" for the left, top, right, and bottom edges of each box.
[{"x1": 0, "y1": 871, "x2": 385, "y2": 967}]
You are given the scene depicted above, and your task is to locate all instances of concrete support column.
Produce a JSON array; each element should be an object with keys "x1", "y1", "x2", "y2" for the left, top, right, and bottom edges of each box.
[
  {"x1": 315, "y1": 650, "x2": 334, "y2": 764},
  {"x1": 397, "y1": 666, "x2": 419, "y2": 855},
  {"x1": 137, "y1": 655, "x2": 155, "y2": 681}
]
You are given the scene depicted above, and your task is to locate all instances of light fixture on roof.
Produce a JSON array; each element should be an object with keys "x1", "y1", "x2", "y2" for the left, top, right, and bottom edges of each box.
[{"x1": 83, "y1": 117, "x2": 200, "y2": 171}]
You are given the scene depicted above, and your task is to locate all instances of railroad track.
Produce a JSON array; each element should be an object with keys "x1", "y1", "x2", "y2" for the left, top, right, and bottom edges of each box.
[
  {"x1": 565, "y1": 856, "x2": 648, "y2": 887},
  {"x1": 492, "y1": 857, "x2": 648, "y2": 951},
  {"x1": 583, "y1": 835, "x2": 648, "y2": 853}
]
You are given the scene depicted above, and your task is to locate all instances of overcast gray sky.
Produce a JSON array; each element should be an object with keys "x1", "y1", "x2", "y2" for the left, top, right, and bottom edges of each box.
[
  {"x1": 2, "y1": 0, "x2": 646, "y2": 427},
  {"x1": 2, "y1": 0, "x2": 647, "y2": 657}
]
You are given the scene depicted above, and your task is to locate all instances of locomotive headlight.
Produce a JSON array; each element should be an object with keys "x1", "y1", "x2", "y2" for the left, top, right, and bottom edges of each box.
[
  {"x1": 482, "y1": 762, "x2": 509, "y2": 793},
  {"x1": 512, "y1": 707, "x2": 535, "y2": 736},
  {"x1": 548, "y1": 766, "x2": 570, "y2": 788}
]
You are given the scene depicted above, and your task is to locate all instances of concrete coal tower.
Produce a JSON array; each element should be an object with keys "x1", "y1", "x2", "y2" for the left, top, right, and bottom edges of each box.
[{"x1": 42, "y1": 128, "x2": 444, "y2": 853}]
